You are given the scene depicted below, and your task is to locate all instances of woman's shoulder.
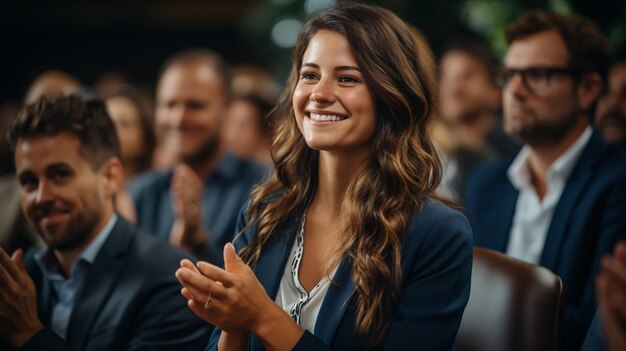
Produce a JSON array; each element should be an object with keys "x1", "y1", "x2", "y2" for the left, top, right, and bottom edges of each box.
[
  {"x1": 400, "y1": 198, "x2": 473, "y2": 276},
  {"x1": 411, "y1": 198, "x2": 469, "y2": 227},
  {"x1": 404, "y1": 198, "x2": 473, "y2": 249}
]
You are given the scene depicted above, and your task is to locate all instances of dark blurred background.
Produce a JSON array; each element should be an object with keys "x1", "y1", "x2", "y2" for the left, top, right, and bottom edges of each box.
[{"x1": 2, "y1": 0, "x2": 625, "y2": 102}]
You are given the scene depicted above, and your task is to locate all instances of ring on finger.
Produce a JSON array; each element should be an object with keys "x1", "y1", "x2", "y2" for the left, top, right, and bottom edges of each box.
[{"x1": 204, "y1": 293, "x2": 213, "y2": 310}]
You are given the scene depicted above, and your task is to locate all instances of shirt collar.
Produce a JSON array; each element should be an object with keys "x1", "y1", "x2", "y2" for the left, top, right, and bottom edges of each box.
[
  {"x1": 549, "y1": 126, "x2": 592, "y2": 179},
  {"x1": 507, "y1": 146, "x2": 532, "y2": 190},
  {"x1": 507, "y1": 126, "x2": 592, "y2": 190},
  {"x1": 79, "y1": 214, "x2": 117, "y2": 264},
  {"x1": 35, "y1": 214, "x2": 118, "y2": 278}
]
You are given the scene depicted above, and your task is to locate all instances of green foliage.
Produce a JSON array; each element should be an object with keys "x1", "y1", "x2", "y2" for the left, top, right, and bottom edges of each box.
[{"x1": 246, "y1": 0, "x2": 626, "y2": 83}]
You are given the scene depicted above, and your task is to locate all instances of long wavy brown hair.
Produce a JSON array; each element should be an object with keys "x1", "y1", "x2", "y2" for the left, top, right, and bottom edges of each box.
[{"x1": 239, "y1": 2, "x2": 441, "y2": 347}]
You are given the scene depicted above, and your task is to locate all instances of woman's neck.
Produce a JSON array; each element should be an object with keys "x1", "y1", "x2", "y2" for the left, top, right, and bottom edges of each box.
[{"x1": 313, "y1": 149, "x2": 369, "y2": 218}]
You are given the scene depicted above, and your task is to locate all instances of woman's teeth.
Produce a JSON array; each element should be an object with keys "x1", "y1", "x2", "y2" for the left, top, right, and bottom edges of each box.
[{"x1": 309, "y1": 113, "x2": 344, "y2": 122}]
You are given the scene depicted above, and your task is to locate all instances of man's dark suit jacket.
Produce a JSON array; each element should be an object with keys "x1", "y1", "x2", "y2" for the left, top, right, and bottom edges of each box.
[
  {"x1": 14, "y1": 216, "x2": 210, "y2": 351},
  {"x1": 465, "y1": 130, "x2": 626, "y2": 351},
  {"x1": 207, "y1": 198, "x2": 473, "y2": 350}
]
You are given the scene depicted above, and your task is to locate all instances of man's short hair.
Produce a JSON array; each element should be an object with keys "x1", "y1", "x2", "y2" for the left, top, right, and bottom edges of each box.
[
  {"x1": 158, "y1": 48, "x2": 231, "y2": 99},
  {"x1": 506, "y1": 11, "x2": 611, "y2": 84},
  {"x1": 8, "y1": 94, "x2": 121, "y2": 169},
  {"x1": 440, "y1": 36, "x2": 500, "y2": 84}
]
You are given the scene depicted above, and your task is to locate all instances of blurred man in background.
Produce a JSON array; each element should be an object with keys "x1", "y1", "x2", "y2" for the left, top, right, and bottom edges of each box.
[
  {"x1": 437, "y1": 37, "x2": 519, "y2": 201},
  {"x1": 595, "y1": 58, "x2": 626, "y2": 146},
  {"x1": 439, "y1": 37, "x2": 519, "y2": 158},
  {"x1": 130, "y1": 49, "x2": 267, "y2": 267},
  {"x1": 465, "y1": 11, "x2": 626, "y2": 350},
  {"x1": 0, "y1": 95, "x2": 208, "y2": 350}
]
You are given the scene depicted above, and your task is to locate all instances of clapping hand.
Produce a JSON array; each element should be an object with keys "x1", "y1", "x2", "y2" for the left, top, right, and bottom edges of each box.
[
  {"x1": 597, "y1": 241, "x2": 626, "y2": 351},
  {"x1": 175, "y1": 243, "x2": 272, "y2": 333},
  {"x1": 169, "y1": 164, "x2": 208, "y2": 252},
  {"x1": 176, "y1": 243, "x2": 305, "y2": 350},
  {"x1": 0, "y1": 248, "x2": 44, "y2": 348}
]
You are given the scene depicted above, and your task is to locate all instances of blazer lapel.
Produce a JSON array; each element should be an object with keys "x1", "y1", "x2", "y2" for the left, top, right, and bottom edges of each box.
[
  {"x1": 35, "y1": 273, "x2": 53, "y2": 326},
  {"x1": 253, "y1": 217, "x2": 298, "y2": 299},
  {"x1": 66, "y1": 218, "x2": 133, "y2": 350},
  {"x1": 314, "y1": 255, "x2": 355, "y2": 345},
  {"x1": 470, "y1": 154, "x2": 519, "y2": 251},
  {"x1": 25, "y1": 251, "x2": 53, "y2": 326},
  {"x1": 540, "y1": 131, "x2": 606, "y2": 268},
  {"x1": 491, "y1": 182, "x2": 518, "y2": 252},
  {"x1": 248, "y1": 217, "x2": 298, "y2": 351}
]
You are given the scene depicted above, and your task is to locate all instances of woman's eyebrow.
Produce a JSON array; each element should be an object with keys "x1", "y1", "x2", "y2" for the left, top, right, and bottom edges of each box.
[
  {"x1": 335, "y1": 65, "x2": 361, "y2": 72},
  {"x1": 301, "y1": 62, "x2": 361, "y2": 71}
]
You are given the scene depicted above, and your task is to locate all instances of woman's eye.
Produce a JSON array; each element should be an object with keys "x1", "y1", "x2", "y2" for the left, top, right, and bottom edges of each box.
[
  {"x1": 339, "y1": 75, "x2": 359, "y2": 84},
  {"x1": 300, "y1": 72, "x2": 319, "y2": 80}
]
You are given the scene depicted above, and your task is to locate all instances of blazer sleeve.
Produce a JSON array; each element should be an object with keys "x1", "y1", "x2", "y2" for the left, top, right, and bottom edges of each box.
[
  {"x1": 125, "y1": 254, "x2": 212, "y2": 351},
  {"x1": 384, "y1": 208, "x2": 473, "y2": 350},
  {"x1": 128, "y1": 281, "x2": 211, "y2": 350}
]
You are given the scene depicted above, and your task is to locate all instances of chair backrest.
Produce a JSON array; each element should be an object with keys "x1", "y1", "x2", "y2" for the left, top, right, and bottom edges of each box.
[{"x1": 456, "y1": 247, "x2": 564, "y2": 351}]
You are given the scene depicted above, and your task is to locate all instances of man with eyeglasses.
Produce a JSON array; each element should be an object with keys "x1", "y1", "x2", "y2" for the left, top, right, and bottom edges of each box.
[{"x1": 465, "y1": 11, "x2": 626, "y2": 351}]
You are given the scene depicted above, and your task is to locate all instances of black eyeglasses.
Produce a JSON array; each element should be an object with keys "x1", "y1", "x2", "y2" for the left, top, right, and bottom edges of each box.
[{"x1": 495, "y1": 67, "x2": 580, "y2": 94}]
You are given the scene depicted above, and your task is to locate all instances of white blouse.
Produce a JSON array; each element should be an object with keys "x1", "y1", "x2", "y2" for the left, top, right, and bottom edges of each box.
[{"x1": 274, "y1": 213, "x2": 337, "y2": 333}]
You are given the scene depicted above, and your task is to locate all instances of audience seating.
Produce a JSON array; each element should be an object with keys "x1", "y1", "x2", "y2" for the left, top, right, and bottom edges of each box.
[{"x1": 457, "y1": 247, "x2": 564, "y2": 351}]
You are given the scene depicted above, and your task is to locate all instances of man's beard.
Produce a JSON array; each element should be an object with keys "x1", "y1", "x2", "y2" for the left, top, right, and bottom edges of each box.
[
  {"x1": 33, "y1": 201, "x2": 103, "y2": 252},
  {"x1": 180, "y1": 135, "x2": 220, "y2": 169},
  {"x1": 49, "y1": 211, "x2": 101, "y2": 251},
  {"x1": 507, "y1": 109, "x2": 581, "y2": 147}
]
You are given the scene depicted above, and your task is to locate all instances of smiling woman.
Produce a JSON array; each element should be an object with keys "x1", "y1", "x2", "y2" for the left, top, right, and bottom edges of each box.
[
  {"x1": 293, "y1": 30, "x2": 376, "y2": 156},
  {"x1": 175, "y1": 2, "x2": 473, "y2": 350}
]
